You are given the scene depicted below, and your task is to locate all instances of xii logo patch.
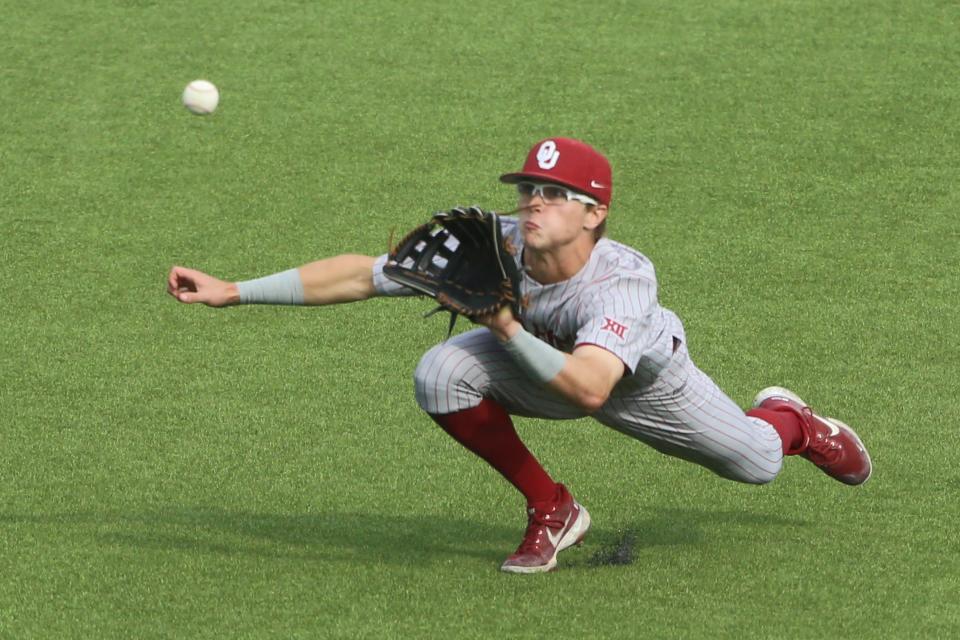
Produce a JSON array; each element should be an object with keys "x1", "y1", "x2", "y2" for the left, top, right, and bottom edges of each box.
[{"x1": 601, "y1": 317, "x2": 628, "y2": 339}]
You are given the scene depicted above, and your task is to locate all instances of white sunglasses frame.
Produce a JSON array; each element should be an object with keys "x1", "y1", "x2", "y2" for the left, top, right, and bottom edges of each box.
[{"x1": 516, "y1": 181, "x2": 599, "y2": 206}]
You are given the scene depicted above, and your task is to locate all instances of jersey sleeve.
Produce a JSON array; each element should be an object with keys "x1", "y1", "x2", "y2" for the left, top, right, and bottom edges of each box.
[
  {"x1": 371, "y1": 253, "x2": 422, "y2": 297},
  {"x1": 574, "y1": 271, "x2": 660, "y2": 373}
]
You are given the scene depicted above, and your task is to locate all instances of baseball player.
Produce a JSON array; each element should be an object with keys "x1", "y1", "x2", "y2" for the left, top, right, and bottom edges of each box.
[{"x1": 167, "y1": 137, "x2": 872, "y2": 574}]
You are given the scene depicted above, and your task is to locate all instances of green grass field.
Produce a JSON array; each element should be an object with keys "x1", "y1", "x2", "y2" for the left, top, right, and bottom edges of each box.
[{"x1": 2, "y1": 1, "x2": 958, "y2": 637}]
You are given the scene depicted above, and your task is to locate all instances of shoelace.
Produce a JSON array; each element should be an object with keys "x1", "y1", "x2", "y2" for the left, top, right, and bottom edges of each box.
[
  {"x1": 514, "y1": 508, "x2": 565, "y2": 555},
  {"x1": 801, "y1": 408, "x2": 844, "y2": 466}
]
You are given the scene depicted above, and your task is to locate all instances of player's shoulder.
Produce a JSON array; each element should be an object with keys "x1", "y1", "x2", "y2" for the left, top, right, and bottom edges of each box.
[
  {"x1": 591, "y1": 238, "x2": 657, "y2": 281},
  {"x1": 576, "y1": 239, "x2": 660, "y2": 314}
]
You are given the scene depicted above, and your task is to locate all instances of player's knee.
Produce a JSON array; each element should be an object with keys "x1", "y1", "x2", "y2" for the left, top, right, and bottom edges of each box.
[
  {"x1": 413, "y1": 343, "x2": 484, "y2": 414},
  {"x1": 742, "y1": 467, "x2": 779, "y2": 485},
  {"x1": 413, "y1": 345, "x2": 441, "y2": 408},
  {"x1": 716, "y1": 459, "x2": 781, "y2": 485}
]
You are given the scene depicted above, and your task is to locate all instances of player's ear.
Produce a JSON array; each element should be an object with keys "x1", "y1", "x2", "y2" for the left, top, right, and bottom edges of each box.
[{"x1": 583, "y1": 204, "x2": 608, "y2": 232}]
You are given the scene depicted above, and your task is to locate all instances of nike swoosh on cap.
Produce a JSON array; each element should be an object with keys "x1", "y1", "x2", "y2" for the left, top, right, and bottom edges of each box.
[{"x1": 590, "y1": 180, "x2": 606, "y2": 189}]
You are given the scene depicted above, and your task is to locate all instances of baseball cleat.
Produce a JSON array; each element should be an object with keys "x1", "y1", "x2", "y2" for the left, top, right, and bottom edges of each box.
[
  {"x1": 753, "y1": 386, "x2": 872, "y2": 485},
  {"x1": 501, "y1": 483, "x2": 591, "y2": 574}
]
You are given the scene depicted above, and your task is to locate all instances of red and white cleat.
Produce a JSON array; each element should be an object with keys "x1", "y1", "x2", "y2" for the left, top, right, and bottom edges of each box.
[
  {"x1": 501, "y1": 484, "x2": 591, "y2": 574},
  {"x1": 753, "y1": 386, "x2": 872, "y2": 485}
]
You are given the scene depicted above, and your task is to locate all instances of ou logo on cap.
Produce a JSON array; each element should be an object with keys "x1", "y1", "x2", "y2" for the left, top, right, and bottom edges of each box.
[{"x1": 536, "y1": 140, "x2": 560, "y2": 170}]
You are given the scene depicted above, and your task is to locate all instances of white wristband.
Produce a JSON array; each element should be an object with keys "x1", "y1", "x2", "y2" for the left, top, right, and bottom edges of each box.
[
  {"x1": 501, "y1": 328, "x2": 566, "y2": 384},
  {"x1": 236, "y1": 269, "x2": 305, "y2": 305}
]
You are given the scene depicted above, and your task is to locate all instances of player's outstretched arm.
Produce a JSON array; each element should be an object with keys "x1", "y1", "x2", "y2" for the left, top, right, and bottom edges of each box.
[
  {"x1": 168, "y1": 266, "x2": 239, "y2": 306},
  {"x1": 167, "y1": 255, "x2": 378, "y2": 307},
  {"x1": 298, "y1": 254, "x2": 377, "y2": 304}
]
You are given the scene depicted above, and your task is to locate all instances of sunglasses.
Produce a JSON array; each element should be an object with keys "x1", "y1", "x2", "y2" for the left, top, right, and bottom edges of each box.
[{"x1": 516, "y1": 181, "x2": 598, "y2": 206}]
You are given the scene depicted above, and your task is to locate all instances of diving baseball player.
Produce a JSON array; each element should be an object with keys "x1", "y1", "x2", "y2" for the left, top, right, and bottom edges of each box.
[{"x1": 167, "y1": 137, "x2": 872, "y2": 574}]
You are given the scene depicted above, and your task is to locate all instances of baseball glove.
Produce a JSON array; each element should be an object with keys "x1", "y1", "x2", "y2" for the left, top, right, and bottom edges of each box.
[{"x1": 383, "y1": 206, "x2": 523, "y2": 335}]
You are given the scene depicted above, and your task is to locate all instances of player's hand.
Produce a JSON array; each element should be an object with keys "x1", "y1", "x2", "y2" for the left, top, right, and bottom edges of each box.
[
  {"x1": 475, "y1": 305, "x2": 521, "y2": 342},
  {"x1": 167, "y1": 266, "x2": 239, "y2": 307}
]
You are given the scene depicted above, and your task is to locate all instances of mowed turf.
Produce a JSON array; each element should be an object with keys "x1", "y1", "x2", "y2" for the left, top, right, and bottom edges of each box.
[{"x1": 1, "y1": 1, "x2": 958, "y2": 637}]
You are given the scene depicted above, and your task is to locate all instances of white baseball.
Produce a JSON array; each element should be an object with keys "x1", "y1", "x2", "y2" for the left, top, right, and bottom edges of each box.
[{"x1": 182, "y1": 80, "x2": 219, "y2": 115}]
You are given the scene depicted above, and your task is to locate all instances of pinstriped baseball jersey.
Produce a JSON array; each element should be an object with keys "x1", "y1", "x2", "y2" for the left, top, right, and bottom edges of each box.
[
  {"x1": 374, "y1": 216, "x2": 682, "y2": 385},
  {"x1": 374, "y1": 216, "x2": 784, "y2": 484}
]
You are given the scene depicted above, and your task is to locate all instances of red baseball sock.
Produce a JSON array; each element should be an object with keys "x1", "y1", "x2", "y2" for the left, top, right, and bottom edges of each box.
[
  {"x1": 429, "y1": 398, "x2": 557, "y2": 505},
  {"x1": 747, "y1": 407, "x2": 806, "y2": 455}
]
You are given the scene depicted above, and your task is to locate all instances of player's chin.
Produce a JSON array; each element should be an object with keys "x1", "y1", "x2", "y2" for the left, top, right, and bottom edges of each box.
[{"x1": 521, "y1": 228, "x2": 546, "y2": 247}]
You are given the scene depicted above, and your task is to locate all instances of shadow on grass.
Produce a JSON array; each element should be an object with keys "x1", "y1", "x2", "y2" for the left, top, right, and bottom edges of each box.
[
  {"x1": 575, "y1": 508, "x2": 809, "y2": 569},
  {"x1": 0, "y1": 507, "x2": 807, "y2": 569}
]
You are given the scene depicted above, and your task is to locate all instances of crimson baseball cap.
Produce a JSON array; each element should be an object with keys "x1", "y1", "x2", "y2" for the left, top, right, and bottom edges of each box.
[{"x1": 499, "y1": 137, "x2": 613, "y2": 206}]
